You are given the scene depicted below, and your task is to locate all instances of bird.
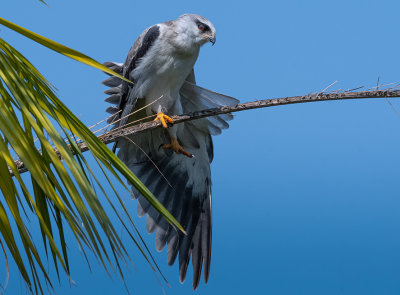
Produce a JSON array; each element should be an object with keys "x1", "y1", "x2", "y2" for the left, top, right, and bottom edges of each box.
[{"x1": 102, "y1": 14, "x2": 239, "y2": 289}]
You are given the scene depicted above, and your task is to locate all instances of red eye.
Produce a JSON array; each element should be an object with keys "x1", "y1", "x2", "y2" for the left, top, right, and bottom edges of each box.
[{"x1": 198, "y1": 24, "x2": 205, "y2": 31}]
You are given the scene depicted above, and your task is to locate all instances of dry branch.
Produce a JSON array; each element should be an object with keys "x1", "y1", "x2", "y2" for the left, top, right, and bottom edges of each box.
[{"x1": 13, "y1": 88, "x2": 400, "y2": 175}]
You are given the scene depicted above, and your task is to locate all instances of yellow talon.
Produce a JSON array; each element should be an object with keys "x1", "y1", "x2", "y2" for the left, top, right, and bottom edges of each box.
[
  {"x1": 154, "y1": 112, "x2": 174, "y2": 128},
  {"x1": 162, "y1": 137, "x2": 193, "y2": 158}
]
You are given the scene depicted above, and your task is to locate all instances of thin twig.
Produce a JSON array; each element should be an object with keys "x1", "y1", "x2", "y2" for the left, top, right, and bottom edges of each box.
[
  {"x1": 11, "y1": 88, "x2": 400, "y2": 175},
  {"x1": 321, "y1": 80, "x2": 338, "y2": 93},
  {"x1": 121, "y1": 136, "x2": 172, "y2": 188},
  {"x1": 101, "y1": 95, "x2": 164, "y2": 133},
  {"x1": 385, "y1": 97, "x2": 400, "y2": 119}
]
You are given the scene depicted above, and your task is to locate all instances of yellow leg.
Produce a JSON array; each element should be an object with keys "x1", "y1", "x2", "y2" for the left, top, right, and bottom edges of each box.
[
  {"x1": 162, "y1": 137, "x2": 193, "y2": 158},
  {"x1": 154, "y1": 112, "x2": 174, "y2": 128}
]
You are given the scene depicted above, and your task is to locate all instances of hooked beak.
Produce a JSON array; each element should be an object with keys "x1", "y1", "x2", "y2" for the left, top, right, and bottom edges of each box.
[{"x1": 209, "y1": 35, "x2": 216, "y2": 46}]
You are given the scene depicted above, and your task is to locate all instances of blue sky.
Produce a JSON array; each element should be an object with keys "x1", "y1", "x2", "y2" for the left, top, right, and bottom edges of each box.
[{"x1": 3, "y1": 0, "x2": 400, "y2": 294}]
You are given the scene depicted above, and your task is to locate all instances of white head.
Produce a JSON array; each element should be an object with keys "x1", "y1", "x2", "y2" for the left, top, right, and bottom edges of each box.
[{"x1": 173, "y1": 14, "x2": 216, "y2": 48}]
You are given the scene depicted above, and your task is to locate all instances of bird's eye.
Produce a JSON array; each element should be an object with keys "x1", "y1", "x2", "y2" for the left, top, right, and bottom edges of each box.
[{"x1": 198, "y1": 23, "x2": 205, "y2": 31}]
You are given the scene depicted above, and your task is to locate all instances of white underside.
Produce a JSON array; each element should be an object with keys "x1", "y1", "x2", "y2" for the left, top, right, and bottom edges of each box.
[{"x1": 130, "y1": 36, "x2": 199, "y2": 116}]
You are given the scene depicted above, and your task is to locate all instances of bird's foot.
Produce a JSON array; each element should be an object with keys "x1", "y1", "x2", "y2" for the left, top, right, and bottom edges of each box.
[
  {"x1": 162, "y1": 137, "x2": 193, "y2": 158},
  {"x1": 154, "y1": 112, "x2": 174, "y2": 128}
]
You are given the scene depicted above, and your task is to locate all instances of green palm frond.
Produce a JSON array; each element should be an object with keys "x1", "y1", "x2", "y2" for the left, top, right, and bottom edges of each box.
[
  {"x1": 0, "y1": 17, "x2": 131, "y2": 83},
  {"x1": 0, "y1": 18, "x2": 183, "y2": 293}
]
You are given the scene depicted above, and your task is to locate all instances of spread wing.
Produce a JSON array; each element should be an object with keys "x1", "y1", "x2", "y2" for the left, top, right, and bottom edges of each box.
[
  {"x1": 103, "y1": 63, "x2": 239, "y2": 288},
  {"x1": 102, "y1": 25, "x2": 160, "y2": 130},
  {"x1": 181, "y1": 71, "x2": 239, "y2": 138}
]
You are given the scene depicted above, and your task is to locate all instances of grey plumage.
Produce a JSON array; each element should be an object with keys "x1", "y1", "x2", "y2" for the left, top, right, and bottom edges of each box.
[
  {"x1": 102, "y1": 14, "x2": 238, "y2": 289},
  {"x1": 102, "y1": 76, "x2": 122, "y2": 87}
]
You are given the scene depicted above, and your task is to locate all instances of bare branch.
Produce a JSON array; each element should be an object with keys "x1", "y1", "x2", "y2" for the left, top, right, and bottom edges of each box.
[{"x1": 12, "y1": 88, "x2": 400, "y2": 175}]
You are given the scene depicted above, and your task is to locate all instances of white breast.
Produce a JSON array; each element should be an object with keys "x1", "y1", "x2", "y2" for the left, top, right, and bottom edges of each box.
[{"x1": 130, "y1": 28, "x2": 200, "y2": 115}]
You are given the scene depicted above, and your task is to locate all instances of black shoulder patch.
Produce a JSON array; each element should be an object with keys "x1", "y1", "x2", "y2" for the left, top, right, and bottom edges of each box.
[
  {"x1": 125, "y1": 25, "x2": 160, "y2": 80},
  {"x1": 134, "y1": 25, "x2": 160, "y2": 67},
  {"x1": 117, "y1": 25, "x2": 160, "y2": 126}
]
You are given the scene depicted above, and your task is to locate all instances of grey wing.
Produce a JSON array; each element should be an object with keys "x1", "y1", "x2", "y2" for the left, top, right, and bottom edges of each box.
[
  {"x1": 177, "y1": 71, "x2": 238, "y2": 287},
  {"x1": 102, "y1": 25, "x2": 160, "y2": 129},
  {"x1": 123, "y1": 130, "x2": 213, "y2": 290},
  {"x1": 118, "y1": 70, "x2": 239, "y2": 289},
  {"x1": 181, "y1": 70, "x2": 240, "y2": 140},
  {"x1": 103, "y1": 29, "x2": 239, "y2": 287}
]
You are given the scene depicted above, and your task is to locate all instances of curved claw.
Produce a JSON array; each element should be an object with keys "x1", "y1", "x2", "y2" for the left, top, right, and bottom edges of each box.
[{"x1": 162, "y1": 137, "x2": 193, "y2": 158}]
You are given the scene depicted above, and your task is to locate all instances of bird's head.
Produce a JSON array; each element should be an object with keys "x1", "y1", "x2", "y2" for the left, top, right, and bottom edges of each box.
[{"x1": 176, "y1": 14, "x2": 216, "y2": 47}]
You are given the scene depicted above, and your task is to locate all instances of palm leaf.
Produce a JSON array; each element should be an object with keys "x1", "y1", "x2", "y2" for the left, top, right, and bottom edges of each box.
[
  {"x1": 0, "y1": 17, "x2": 131, "y2": 83},
  {"x1": 0, "y1": 19, "x2": 184, "y2": 293}
]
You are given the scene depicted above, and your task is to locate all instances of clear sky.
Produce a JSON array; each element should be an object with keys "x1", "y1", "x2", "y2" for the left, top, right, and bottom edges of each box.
[{"x1": 3, "y1": 0, "x2": 400, "y2": 294}]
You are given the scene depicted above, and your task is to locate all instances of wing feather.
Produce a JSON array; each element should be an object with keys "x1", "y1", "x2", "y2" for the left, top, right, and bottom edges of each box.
[
  {"x1": 104, "y1": 94, "x2": 120, "y2": 104},
  {"x1": 180, "y1": 77, "x2": 238, "y2": 137},
  {"x1": 102, "y1": 37, "x2": 239, "y2": 289},
  {"x1": 101, "y1": 25, "x2": 160, "y2": 131}
]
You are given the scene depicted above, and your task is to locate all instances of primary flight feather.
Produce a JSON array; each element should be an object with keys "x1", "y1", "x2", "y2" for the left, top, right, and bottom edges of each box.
[{"x1": 102, "y1": 14, "x2": 239, "y2": 289}]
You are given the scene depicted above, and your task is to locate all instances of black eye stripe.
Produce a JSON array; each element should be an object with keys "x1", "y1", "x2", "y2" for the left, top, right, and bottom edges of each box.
[{"x1": 195, "y1": 20, "x2": 210, "y2": 32}]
